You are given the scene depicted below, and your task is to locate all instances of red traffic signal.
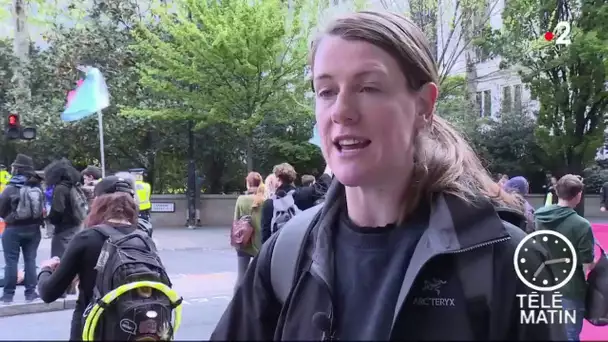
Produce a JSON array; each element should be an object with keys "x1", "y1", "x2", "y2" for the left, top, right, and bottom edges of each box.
[
  {"x1": 5, "y1": 113, "x2": 21, "y2": 140},
  {"x1": 8, "y1": 114, "x2": 18, "y2": 126}
]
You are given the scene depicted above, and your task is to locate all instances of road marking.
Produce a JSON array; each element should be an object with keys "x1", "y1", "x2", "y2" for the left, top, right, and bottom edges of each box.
[{"x1": 180, "y1": 295, "x2": 232, "y2": 305}]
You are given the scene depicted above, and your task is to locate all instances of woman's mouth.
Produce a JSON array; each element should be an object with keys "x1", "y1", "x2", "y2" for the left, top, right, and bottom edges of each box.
[{"x1": 334, "y1": 137, "x2": 372, "y2": 152}]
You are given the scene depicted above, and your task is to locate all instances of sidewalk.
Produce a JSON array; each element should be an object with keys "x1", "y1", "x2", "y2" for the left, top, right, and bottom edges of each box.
[
  {"x1": 0, "y1": 271, "x2": 236, "y2": 318},
  {"x1": 0, "y1": 226, "x2": 234, "y2": 317}
]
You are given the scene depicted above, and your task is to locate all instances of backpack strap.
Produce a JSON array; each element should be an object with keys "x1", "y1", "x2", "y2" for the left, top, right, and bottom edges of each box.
[
  {"x1": 270, "y1": 205, "x2": 323, "y2": 304},
  {"x1": 456, "y1": 244, "x2": 494, "y2": 340}
]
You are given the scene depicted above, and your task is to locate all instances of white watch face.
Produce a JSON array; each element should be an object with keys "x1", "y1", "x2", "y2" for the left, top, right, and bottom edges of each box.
[{"x1": 513, "y1": 230, "x2": 577, "y2": 292}]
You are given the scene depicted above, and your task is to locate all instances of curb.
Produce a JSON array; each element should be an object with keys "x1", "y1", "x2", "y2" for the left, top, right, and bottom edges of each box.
[{"x1": 0, "y1": 297, "x2": 77, "y2": 318}]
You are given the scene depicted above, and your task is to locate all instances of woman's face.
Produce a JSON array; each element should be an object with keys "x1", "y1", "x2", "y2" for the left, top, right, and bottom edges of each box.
[{"x1": 313, "y1": 36, "x2": 436, "y2": 187}]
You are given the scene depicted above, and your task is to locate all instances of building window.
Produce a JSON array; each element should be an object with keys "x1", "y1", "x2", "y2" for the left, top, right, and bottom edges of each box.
[
  {"x1": 502, "y1": 85, "x2": 512, "y2": 113},
  {"x1": 483, "y1": 90, "x2": 492, "y2": 117},
  {"x1": 476, "y1": 92, "x2": 483, "y2": 117},
  {"x1": 514, "y1": 84, "x2": 522, "y2": 113},
  {"x1": 475, "y1": 47, "x2": 489, "y2": 63}
]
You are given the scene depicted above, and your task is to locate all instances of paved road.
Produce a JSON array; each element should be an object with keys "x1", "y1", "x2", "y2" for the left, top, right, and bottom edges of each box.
[{"x1": 0, "y1": 227, "x2": 236, "y2": 340}]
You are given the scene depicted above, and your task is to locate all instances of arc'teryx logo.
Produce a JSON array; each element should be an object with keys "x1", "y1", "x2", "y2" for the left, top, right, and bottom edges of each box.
[
  {"x1": 413, "y1": 278, "x2": 455, "y2": 307},
  {"x1": 423, "y1": 278, "x2": 447, "y2": 295}
]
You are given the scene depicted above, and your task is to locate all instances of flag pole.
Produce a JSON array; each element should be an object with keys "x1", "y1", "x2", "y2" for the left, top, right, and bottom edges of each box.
[{"x1": 97, "y1": 110, "x2": 106, "y2": 178}]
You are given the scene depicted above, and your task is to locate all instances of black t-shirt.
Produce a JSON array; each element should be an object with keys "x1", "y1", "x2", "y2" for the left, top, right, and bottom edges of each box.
[
  {"x1": 333, "y1": 206, "x2": 429, "y2": 340},
  {"x1": 38, "y1": 224, "x2": 136, "y2": 341}
]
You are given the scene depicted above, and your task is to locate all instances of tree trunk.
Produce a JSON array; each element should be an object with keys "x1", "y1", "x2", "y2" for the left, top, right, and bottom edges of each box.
[
  {"x1": 11, "y1": 0, "x2": 30, "y2": 114},
  {"x1": 246, "y1": 140, "x2": 254, "y2": 172}
]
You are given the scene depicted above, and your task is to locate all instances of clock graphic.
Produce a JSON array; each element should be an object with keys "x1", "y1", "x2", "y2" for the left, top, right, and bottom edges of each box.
[{"x1": 513, "y1": 230, "x2": 577, "y2": 292}]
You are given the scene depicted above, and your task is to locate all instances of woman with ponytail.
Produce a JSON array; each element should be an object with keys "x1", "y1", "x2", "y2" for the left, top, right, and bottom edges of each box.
[{"x1": 232, "y1": 172, "x2": 265, "y2": 290}]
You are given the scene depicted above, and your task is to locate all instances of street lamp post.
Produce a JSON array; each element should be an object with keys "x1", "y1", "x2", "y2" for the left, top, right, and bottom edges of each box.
[
  {"x1": 186, "y1": 8, "x2": 197, "y2": 229},
  {"x1": 187, "y1": 120, "x2": 196, "y2": 228}
]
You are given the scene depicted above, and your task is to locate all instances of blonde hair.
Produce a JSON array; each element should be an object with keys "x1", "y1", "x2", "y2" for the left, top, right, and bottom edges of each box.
[
  {"x1": 246, "y1": 172, "x2": 265, "y2": 208},
  {"x1": 310, "y1": 11, "x2": 524, "y2": 221},
  {"x1": 264, "y1": 174, "x2": 279, "y2": 198},
  {"x1": 252, "y1": 183, "x2": 266, "y2": 208}
]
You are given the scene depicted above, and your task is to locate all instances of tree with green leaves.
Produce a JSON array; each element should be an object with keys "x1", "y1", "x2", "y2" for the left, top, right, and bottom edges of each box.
[
  {"x1": 484, "y1": 0, "x2": 608, "y2": 174},
  {"x1": 127, "y1": 0, "x2": 324, "y2": 171}
]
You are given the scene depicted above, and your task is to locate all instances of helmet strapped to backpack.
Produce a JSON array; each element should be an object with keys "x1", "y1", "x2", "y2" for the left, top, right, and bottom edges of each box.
[
  {"x1": 270, "y1": 190, "x2": 301, "y2": 234},
  {"x1": 81, "y1": 225, "x2": 183, "y2": 341}
]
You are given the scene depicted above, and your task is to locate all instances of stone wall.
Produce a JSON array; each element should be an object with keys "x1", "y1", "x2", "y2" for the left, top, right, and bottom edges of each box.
[{"x1": 150, "y1": 194, "x2": 608, "y2": 228}]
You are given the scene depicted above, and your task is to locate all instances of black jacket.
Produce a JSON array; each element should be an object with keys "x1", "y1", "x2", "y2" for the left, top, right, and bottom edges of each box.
[
  {"x1": 544, "y1": 185, "x2": 558, "y2": 205},
  {"x1": 48, "y1": 181, "x2": 79, "y2": 229},
  {"x1": 601, "y1": 182, "x2": 608, "y2": 207},
  {"x1": 0, "y1": 175, "x2": 44, "y2": 226},
  {"x1": 211, "y1": 183, "x2": 566, "y2": 341},
  {"x1": 38, "y1": 224, "x2": 137, "y2": 341},
  {"x1": 260, "y1": 173, "x2": 332, "y2": 243}
]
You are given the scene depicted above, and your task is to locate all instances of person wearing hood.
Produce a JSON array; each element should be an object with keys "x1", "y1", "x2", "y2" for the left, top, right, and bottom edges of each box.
[
  {"x1": 0, "y1": 154, "x2": 43, "y2": 303},
  {"x1": 534, "y1": 174, "x2": 596, "y2": 341},
  {"x1": 44, "y1": 158, "x2": 83, "y2": 260},
  {"x1": 503, "y1": 176, "x2": 536, "y2": 232}
]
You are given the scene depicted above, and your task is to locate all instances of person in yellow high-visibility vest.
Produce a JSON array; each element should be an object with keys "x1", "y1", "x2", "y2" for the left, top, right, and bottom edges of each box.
[
  {"x1": 129, "y1": 168, "x2": 151, "y2": 222},
  {"x1": 0, "y1": 164, "x2": 11, "y2": 194}
]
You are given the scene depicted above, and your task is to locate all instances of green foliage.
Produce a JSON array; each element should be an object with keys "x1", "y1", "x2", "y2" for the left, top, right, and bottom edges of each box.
[
  {"x1": 127, "y1": 0, "x2": 323, "y2": 172},
  {"x1": 484, "y1": 0, "x2": 608, "y2": 173},
  {"x1": 471, "y1": 110, "x2": 543, "y2": 175},
  {"x1": 583, "y1": 165, "x2": 608, "y2": 194}
]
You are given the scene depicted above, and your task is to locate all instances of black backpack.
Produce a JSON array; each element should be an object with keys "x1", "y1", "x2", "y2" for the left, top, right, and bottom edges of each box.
[
  {"x1": 585, "y1": 242, "x2": 608, "y2": 326},
  {"x1": 81, "y1": 225, "x2": 183, "y2": 341}
]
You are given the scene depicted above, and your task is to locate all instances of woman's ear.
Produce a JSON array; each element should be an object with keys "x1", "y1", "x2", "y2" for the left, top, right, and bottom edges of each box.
[{"x1": 415, "y1": 82, "x2": 439, "y2": 127}]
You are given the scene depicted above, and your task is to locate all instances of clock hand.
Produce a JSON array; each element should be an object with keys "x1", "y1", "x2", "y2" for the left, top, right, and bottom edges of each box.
[
  {"x1": 533, "y1": 262, "x2": 546, "y2": 278},
  {"x1": 544, "y1": 258, "x2": 570, "y2": 265}
]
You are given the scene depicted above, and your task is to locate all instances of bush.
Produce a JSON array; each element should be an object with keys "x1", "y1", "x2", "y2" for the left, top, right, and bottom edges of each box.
[{"x1": 583, "y1": 166, "x2": 608, "y2": 194}]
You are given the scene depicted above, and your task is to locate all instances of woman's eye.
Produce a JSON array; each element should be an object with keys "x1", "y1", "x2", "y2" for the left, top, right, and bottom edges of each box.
[
  {"x1": 361, "y1": 86, "x2": 380, "y2": 93},
  {"x1": 317, "y1": 89, "x2": 336, "y2": 97}
]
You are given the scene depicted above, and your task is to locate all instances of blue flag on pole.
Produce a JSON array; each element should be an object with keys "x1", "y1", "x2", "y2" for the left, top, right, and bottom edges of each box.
[
  {"x1": 61, "y1": 67, "x2": 110, "y2": 122},
  {"x1": 309, "y1": 123, "x2": 321, "y2": 147}
]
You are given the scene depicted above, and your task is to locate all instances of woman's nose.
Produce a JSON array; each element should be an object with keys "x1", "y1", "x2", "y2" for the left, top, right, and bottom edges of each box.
[{"x1": 330, "y1": 92, "x2": 360, "y2": 125}]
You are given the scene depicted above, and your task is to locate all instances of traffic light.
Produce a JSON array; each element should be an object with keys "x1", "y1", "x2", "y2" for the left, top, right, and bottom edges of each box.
[
  {"x1": 4, "y1": 113, "x2": 36, "y2": 140},
  {"x1": 6, "y1": 114, "x2": 20, "y2": 140}
]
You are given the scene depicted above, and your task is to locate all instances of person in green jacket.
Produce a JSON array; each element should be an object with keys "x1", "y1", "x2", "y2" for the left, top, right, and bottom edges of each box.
[
  {"x1": 233, "y1": 172, "x2": 265, "y2": 291},
  {"x1": 534, "y1": 174, "x2": 596, "y2": 341}
]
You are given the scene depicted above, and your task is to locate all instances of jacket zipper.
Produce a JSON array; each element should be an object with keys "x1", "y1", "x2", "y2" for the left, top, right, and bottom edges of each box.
[
  {"x1": 443, "y1": 236, "x2": 511, "y2": 255},
  {"x1": 389, "y1": 236, "x2": 511, "y2": 339},
  {"x1": 320, "y1": 312, "x2": 336, "y2": 341}
]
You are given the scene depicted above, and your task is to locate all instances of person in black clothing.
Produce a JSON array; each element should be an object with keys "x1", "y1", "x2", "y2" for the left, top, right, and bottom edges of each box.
[
  {"x1": 600, "y1": 181, "x2": 608, "y2": 212},
  {"x1": 38, "y1": 176, "x2": 138, "y2": 341},
  {"x1": 0, "y1": 154, "x2": 43, "y2": 303},
  {"x1": 260, "y1": 163, "x2": 332, "y2": 243},
  {"x1": 544, "y1": 175, "x2": 559, "y2": 205},
  {"x1": 211, "y1": 11, "x2": 563, "y2": 341},
  {"x1": 44, "y1": 158, "x2": 83, "y2": 259}
]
